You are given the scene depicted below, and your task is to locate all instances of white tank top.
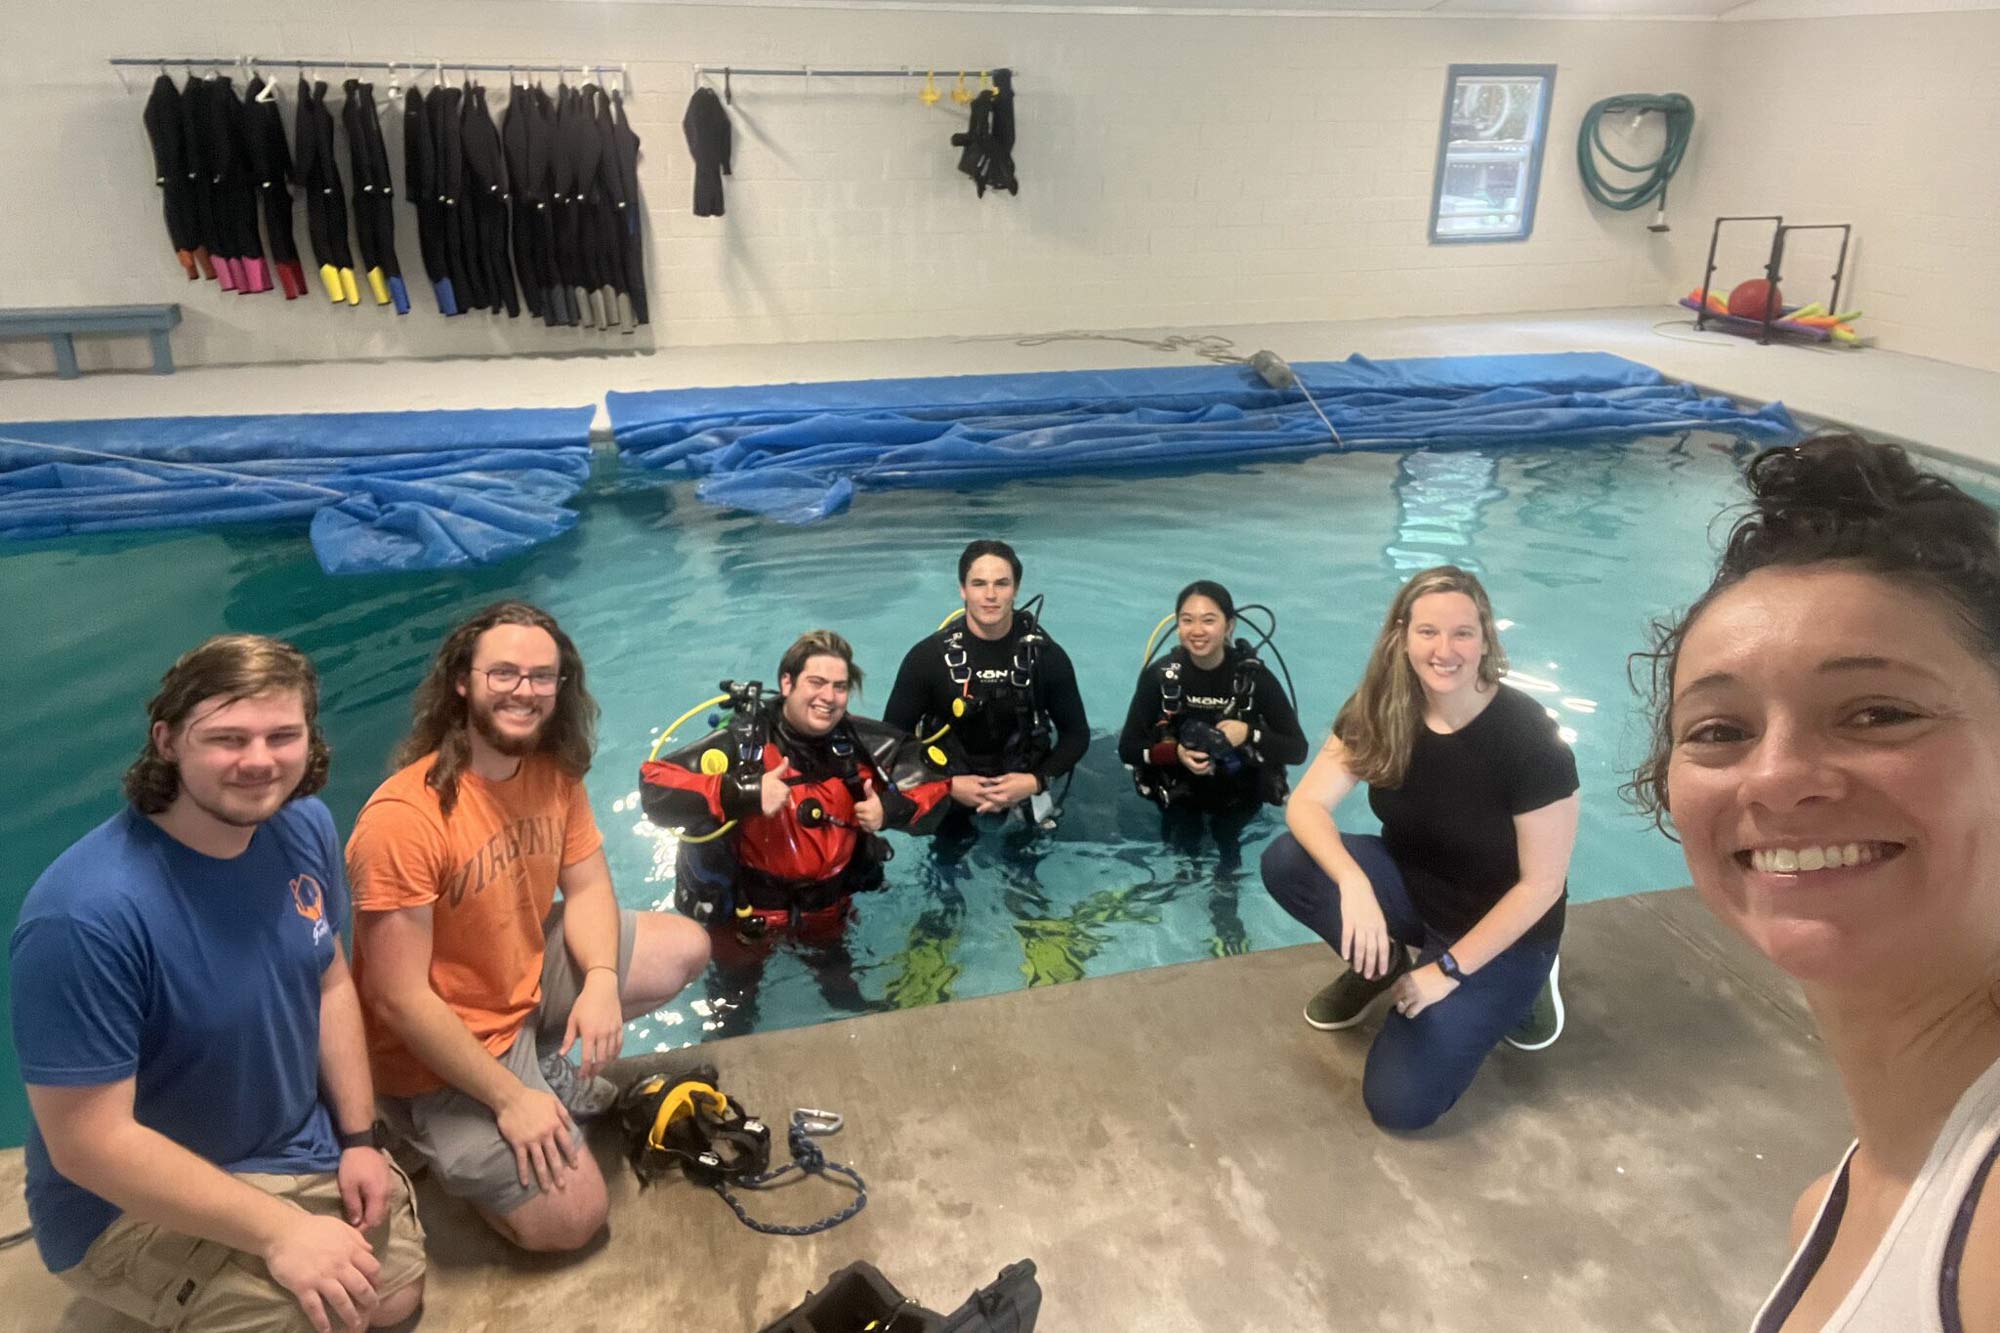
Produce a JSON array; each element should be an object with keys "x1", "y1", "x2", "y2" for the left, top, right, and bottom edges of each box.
[{"x1": 1751, "y1": 1054, "x2": 2000, "y2": 1333}]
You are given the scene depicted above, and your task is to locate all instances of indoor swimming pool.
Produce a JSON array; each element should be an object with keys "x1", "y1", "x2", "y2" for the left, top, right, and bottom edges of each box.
[{"x1": 6, "y1": 430, "x2": 1994, "y2": 1146}]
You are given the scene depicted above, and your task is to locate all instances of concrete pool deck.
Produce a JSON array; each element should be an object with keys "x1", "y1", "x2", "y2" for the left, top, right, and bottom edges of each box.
[
  {"x1": 4, "y1": 306, "x2": 1997, "y2": 471},
  {"x1": 1, "y1": 887, "x2": 1850, "y2": 1331}
]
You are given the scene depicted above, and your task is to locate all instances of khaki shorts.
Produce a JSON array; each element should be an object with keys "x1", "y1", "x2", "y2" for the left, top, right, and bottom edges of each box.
[
  {"x1": 59, "y1": 1160, "x2": 425, "y2": 1333},
  {"x1": 377, "y1": 903, "x2": 637, "y2": 1215}
]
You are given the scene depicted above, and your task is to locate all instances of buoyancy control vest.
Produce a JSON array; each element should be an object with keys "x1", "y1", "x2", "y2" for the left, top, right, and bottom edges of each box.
[
  {"x1": 932, "y1": 611, "x2": 1055, "y2": 776},
  {"x1": 643, "y1": 684, "x2": 937, "y2": 926},
  {"x1": 1132, "y1": 643, "x2": 1289, "y2": 809}
]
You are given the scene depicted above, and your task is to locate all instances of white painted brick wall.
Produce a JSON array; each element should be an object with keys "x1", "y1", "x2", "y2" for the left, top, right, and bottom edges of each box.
[
  {"x1": 1669, "y1": 10, "x2": 2000, "y2": 372},
  {"x1": 2, "y1": 2, "x2": 1987, "y2": 376}
]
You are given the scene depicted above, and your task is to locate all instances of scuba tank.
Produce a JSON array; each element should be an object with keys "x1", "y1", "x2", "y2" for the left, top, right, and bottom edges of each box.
[{"x1": 644, "y1": 680, "x2": 773, "y2": 926}]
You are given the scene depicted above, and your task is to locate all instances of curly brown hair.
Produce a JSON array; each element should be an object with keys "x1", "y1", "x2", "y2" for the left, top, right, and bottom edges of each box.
[
  {"x1": 124, "y1": 635, "x2": 330, "y2": 814},
  {"x1": 393, "y1": 601, "x2": 599, "y2": 816},
  {"x1": 1626, "y1": 433, "x2": 2000, "y2": 837}
]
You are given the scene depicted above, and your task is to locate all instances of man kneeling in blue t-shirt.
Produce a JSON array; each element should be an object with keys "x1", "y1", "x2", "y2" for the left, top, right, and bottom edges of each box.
[{"x1": 10, "y1": 636, "x2": 426, "y2": 1333}]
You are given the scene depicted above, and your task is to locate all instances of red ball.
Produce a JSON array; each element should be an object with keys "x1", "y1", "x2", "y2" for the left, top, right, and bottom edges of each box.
[{"x1": 1727, "y1": 278, "x2": 1783, "y2": 321}]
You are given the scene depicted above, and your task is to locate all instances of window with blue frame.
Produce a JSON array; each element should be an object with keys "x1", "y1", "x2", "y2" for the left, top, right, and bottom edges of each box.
[{"x1": 1429, "y1": 65, "x2": 1556, "y2": 244}]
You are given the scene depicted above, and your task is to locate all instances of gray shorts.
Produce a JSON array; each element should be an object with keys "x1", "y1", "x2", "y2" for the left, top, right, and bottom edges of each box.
[{"x1": 377, "y1": 903, "x2": 638, "y2": 1215}]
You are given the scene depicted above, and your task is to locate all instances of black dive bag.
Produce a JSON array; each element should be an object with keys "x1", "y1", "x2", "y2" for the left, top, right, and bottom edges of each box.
[{"x1": 757, "y1": 1259, "x2": 1042, "y2": 1333}]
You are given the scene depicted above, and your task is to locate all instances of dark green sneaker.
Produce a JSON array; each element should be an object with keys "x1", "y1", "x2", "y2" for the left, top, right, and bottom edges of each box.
[
  {"x1": 1503, "y1": 956, "x2": 1565, "y2": 1051},
  {"x1": 1303, "y1": 949, "x2": 1411, "y2": 1031}
]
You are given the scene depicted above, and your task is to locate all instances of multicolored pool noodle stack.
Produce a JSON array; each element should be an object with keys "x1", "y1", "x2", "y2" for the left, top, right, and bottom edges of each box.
[{"x1": 1681, "y1": 288, "x2": 1866, "y2": 346}]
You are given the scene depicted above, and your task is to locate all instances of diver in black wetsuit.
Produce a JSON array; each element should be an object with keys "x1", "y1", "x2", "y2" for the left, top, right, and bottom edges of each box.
[
  {"x1": 883, "y1": 539, "x2": 1089, "y2": 837},
  {"x1": 879, "y1": 540, "x2": 1089, "y2": 1010},
  {"x1": 1121, "y1": 580, "x2": 1308, "y2": 954},
  {"x1": 1120, "y1": 579, "x2": 1307, "y2": 820}
]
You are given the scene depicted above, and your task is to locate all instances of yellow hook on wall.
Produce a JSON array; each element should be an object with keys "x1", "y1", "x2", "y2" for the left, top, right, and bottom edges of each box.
[
  {"x1": 920, "y1": 70, "x2": 941, "y2": 105},
  {"x1": 979, "y1": 69, "x2": 994, "y2": 96},
  {"x1": 951, "y1": 70, "x2": 972, "y2": 105}
]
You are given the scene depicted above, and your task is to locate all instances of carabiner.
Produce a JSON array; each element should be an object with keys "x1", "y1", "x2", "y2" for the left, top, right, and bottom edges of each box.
[{"x1": 793, "y1": 1107, "x2": 844, "y2": 1135}]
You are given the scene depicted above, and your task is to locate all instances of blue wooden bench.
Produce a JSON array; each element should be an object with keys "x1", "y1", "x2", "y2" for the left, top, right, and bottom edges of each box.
[{"x1": 0, "y1": 304, "x2": 183, "y2": 379}]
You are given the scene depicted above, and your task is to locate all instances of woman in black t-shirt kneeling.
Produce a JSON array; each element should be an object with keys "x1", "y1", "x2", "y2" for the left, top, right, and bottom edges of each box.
[{"x1": 1260, "y1": 565, "x2": 1579, "y2": 1130}]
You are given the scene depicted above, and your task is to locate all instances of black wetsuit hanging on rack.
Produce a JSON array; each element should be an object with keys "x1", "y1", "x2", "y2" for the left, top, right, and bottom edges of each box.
[
  {"x1": 683, "y1": 85, "x2": 731, "y2": 218},
  {"x1": 572, "y1": 84, "x2": 615, "y2": 329},
  {"x1": 403, "y1": 85, "x2": 454, "y2": 314},
  {"x1": 501, "y1": 79, "x2": 550, "y2": 321},
  {"x1": 551, "y1": 83, "x2": 591, "y2": 326},
  {"x1": 461, "y1": 82, "x2": 520, "y2": 318},
  {"x1": 198, "y1": 76, "x2": 270, "y2": 292},
  {"x1": 180, "y1": 76, "x2": 236, "y2": 288},
  {"x1": 610, "y1": 88, "x2": 649, "y2": 326},
  {"x1": 569, "y1": 81, "x2": 608, "y2": 327},
  {"x1": 294, "y1": 78, "x2": 358, "y2": 304},
  {"x1": 177, "y1": 75, "x2": 222, "y2": 282},
  {"x1": 534, "y1": 83, "x2": 572, "y2": 325},
  {"x1": 242, "y1": 76, "x2": 306, "y2": 300},
  {"x1": 142, "y1": 74, "x2": 206, "y2": 281},
  {"x1": 341, "y1": 80, "x2": 408, "y2": 312},
  {"x1": 425, "y1": 83, "x2": 477, "y2": 313},
  {"x1": 587, "y1": 86, "x2": 633, "y2": 331}
]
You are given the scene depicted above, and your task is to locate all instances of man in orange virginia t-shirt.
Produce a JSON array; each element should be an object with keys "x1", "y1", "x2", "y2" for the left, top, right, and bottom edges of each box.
[{"x1": 347, "y1": 601, "x2": 710, "y2": 1253}]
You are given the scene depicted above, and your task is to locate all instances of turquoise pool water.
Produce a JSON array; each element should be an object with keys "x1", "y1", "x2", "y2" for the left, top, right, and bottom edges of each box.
[{"x1": 8, "y1": 435, "x2": 1991, "y2": 1148}]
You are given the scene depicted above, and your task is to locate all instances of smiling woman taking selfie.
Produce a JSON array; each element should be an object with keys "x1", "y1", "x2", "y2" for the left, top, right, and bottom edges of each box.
[{"x1": 1631, "y1": 435, "x2": 2000, "y2": 1331}]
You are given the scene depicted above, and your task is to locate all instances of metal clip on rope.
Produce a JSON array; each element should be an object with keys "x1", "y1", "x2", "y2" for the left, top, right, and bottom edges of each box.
[{"x1": 711, "y1": 1107, "x2": 866, "y2": 1236}]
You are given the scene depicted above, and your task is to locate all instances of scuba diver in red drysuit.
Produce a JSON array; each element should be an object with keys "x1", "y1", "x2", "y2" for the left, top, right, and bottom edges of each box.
[{"x1": 639, "y1": 631, "x2": 949, "y2": 1032}]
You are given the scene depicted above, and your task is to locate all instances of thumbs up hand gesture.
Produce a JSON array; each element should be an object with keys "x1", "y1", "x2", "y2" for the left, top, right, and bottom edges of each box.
[
  {"x1": 853, "y1": 777, "x2": 886, "y2": 832},
  {"x1": 760, "y1": 761, "x2": 800, "y2": 817}
]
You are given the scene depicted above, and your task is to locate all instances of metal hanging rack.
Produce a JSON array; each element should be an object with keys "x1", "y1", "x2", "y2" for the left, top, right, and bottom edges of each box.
[
  {"x1": 108, "y1": 56, "x2": 632, "y2": 96},
  {"x1": 694, "y1": 65, "x2": 928, "y2": 79},
  {"x1": 692, "y1": 64, "x2": 1009, "y2": 105}
]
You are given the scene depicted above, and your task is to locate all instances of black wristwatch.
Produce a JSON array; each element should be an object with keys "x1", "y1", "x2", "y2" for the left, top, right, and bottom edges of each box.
[
  {"x1": 336, "y1": 1126, "x2": 382, "y2": 1151},
  {"x1": 1437, "y1": 951, "x2": 1469, "y2": 983}
]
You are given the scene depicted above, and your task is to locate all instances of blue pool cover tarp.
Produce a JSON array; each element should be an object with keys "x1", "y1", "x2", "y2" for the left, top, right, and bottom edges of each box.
[
  {"x1": 608, "y1": 352, "x2": 1802, "y2": 523},
  {"x1": 0, "y1": 408, "x2": 595, "y2": 574}
]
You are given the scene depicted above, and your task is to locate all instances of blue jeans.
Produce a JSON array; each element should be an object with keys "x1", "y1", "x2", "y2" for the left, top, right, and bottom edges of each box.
[{"x1": 1260, "y1": 831, "x2": 1559, "y2": 1131}]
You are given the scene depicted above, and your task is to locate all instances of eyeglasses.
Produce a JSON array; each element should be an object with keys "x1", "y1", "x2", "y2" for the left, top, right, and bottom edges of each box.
[{"x1": 475, "y1": 666, "x2": 564, "y2": 695}]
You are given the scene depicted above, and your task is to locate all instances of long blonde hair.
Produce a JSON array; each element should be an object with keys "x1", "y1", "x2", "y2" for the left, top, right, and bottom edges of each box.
[{"x1": 1332, "y1": 566, "x2": 1506, "y2": 788}]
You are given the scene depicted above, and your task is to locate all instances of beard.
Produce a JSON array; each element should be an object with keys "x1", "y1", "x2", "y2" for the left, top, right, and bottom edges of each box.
[{"x1": 470, "y1": 696, "x2": 548, "y2": 756}]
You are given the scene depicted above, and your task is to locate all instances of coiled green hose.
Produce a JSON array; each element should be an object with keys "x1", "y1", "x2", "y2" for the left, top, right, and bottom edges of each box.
[{"x1": 1578, "y1": 92, "x2": 1695, "y2": 213}]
